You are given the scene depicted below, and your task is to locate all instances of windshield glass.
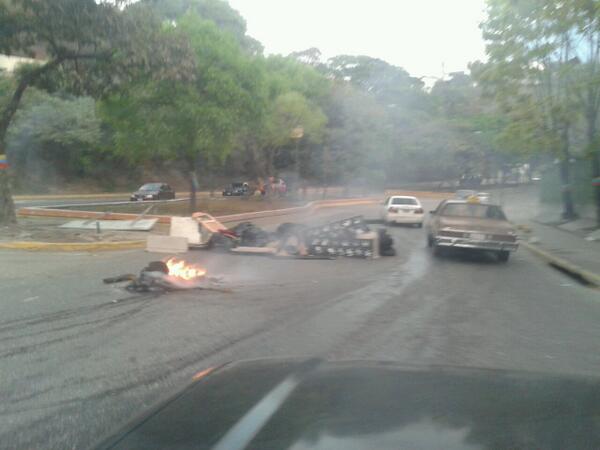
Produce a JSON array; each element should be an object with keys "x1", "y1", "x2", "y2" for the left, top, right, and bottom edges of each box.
[
  {"x1": 3, "y1": 1, "x2": 599, "y2": 449},
  {"x1": 441, "y1": 203, "x2": 507, "y2": 220},
  {"x1": 139, "y1": 183, "x2": 161, "y2": 191},
  {"x1": 391, "y1": 197, "x2": 418, "y2": 205}
]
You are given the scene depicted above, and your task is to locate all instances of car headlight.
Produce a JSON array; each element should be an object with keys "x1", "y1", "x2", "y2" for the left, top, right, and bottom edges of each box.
[{"x1": 145, "y1": 194, "x2": 154, "y2": 199}]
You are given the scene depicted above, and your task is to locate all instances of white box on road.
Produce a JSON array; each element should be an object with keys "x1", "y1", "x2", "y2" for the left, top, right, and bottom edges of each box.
[
  {"x1": 146, "y1": 235, "x2": 188, "y2": 253},
  {"x1": 170, "y1": 217, "x2": 202, "y2": 245}
]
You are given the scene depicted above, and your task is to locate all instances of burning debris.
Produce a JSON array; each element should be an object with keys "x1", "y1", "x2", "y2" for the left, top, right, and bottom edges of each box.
[{"x1": 104, "y1": 258, "x2": 228, "y2": 293}]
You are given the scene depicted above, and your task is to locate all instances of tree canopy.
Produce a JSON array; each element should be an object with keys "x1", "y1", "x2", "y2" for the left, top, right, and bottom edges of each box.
[{"x1": 6, "y1": 0, "x2": 587, "y2": 224}]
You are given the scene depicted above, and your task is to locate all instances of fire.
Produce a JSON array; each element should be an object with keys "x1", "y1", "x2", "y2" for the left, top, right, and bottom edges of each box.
[{"x1": 165, "y1": 257, "x2": 206, "y2": 280}]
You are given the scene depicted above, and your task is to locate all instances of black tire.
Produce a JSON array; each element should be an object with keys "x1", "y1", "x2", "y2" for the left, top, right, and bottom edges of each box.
[
  {"x1": 497, "y1": 250, "x2": 510, "y2": 263},
  {"x1": 433, "y1": 244, "x2": 444, "y2": 257}
]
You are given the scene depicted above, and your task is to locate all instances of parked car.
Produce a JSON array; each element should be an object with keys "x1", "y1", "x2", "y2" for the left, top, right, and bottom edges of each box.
[
  {"x1": 381, "y1": 196, "x2": 424, "y2": 227},
  {"x1": 130, "y1": 183, "x2": 175, "y2": 201},
  {"x1": 222, "y1": 182, "x2": 251, "y2": 197},
  {"x1": 426, "y1": 198, "x2": 518, "y2": 261}
]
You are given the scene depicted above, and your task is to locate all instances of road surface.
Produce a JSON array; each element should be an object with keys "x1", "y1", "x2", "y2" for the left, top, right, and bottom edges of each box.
[{"x1": 1, "y1": 199, "x2": 599, "y2": 450}]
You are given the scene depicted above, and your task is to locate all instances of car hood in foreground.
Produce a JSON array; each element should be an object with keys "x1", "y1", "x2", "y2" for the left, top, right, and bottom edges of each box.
[{"x1": 94, "y1": 360, "x2": 600, "y2": 450}]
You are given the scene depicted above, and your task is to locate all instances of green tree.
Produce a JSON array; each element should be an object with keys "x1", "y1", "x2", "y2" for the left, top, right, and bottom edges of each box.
[
  {"x1": 478, "y1": 0, "x2": 580, "y2": 219},
  {"x1": 228, "y1": 55, "x2": 330, "y2": 184},
  {"x1": 325, "y1": 55, "x2": 429, "y2": 112},
  {"x1": 142, "y1": 0, "x2": 264, "y2": 55},
  {"x1": 569, "y1": 0, "x2": 600, "y2": 225},
  {"x1": 102, "y1": 12, "x2": 266, "y2": 209},
  {"x1": 7, "y1": 94, "x2": 102, "y2": 186},
  {"x1": 0, "y1": 0, "x2": 193, "y2": 224},
  {"x1": 261, "y1": 91, "x2": 327, "y2": 178}
]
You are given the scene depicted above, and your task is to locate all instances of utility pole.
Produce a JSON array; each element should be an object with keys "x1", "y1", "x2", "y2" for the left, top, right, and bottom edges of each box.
[{"x1": 290, "y1": 126, "x2": 304, "y2": 198}]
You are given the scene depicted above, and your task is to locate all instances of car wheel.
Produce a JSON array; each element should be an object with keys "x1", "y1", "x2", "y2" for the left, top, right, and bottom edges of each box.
[
  {"x1": 432, "y1": 244, "x2": 443, "y2": 257},
  {"x1": 427, "y1": 234, "x2": 434, "y2": 247},
  {"x1": 497, "y1": 250, "x2": 510, "y2": 263}
]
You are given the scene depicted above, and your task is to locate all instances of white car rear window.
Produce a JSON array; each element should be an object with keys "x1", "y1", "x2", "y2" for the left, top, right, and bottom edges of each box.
[{"x1": 391, "y1": 198, "x2": 418, "y2": 205}]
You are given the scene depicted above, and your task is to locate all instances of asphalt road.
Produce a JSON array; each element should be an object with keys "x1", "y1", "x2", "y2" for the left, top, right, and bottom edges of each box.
[{"x1": 1, "y1": 200, "x2": 599, "y2": 450}]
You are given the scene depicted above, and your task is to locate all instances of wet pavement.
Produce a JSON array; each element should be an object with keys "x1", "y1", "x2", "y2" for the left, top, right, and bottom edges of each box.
[{"x1": 1, "y1": 201, "x2": 599, "y2": 450}]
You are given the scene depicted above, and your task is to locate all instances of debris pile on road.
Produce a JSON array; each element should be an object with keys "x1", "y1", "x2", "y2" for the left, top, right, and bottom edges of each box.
[
  {"x1": 103, "y1": 258, "x2": 228, "y2": 292},
  {"x1": 378, "y1": 228, "x2": 396, "y2": 256},
  {"x1": 162, "y1": 210, "x2": 396, "y2": 259},
  {"x1": 203, "y1": 215, "x2": 395, "y2": 259},
  {"x1": 304, "y1": 216, "x2": 378, "y2": 258}
]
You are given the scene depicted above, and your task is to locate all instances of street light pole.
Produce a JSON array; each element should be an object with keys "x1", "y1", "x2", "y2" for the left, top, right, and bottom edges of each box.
[{"x1": 290, "y1": 126, "x2": 304, "y2": 198}]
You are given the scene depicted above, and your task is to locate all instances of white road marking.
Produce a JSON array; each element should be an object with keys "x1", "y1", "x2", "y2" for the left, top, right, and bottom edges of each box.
[{"x1": 22, "y1": 296, "x2": 40, "y2": 303}]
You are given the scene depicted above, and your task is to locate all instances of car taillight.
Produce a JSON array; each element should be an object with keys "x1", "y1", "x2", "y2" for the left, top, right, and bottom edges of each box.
[
  {"x1": 414, "y1": 208, "x2": 424, "y2": 214},
  {"x1": 388, "y1": 207, "x2": 398, "y2": 213}
]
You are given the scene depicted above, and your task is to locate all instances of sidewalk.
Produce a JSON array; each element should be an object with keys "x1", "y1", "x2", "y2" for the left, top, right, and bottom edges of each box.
[{"x1": 522, "y1": 220, "x2": 600, "y2": 285}]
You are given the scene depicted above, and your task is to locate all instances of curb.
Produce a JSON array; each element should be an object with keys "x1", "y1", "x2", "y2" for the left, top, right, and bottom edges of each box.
[
  {"x1": 521, "y1": 241, "x2": 600, "y2": 288},
  {"x1": 0, "y1": 240, "x2": 145, "y2": 252}
]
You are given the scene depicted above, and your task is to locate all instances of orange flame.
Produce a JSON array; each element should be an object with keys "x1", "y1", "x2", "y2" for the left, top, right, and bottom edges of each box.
[{"x1": 165, "y1": 257, "x2": 206, "y2": 280}]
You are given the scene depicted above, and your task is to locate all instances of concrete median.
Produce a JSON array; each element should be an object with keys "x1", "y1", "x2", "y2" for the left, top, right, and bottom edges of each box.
[{"x1": 8, "y1": 192, "x2": 448, "y2": 252}]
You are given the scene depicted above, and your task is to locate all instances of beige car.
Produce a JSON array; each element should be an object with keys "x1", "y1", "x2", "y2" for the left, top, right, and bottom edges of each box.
[{"x1": 426, "y1": 199, "x2": 518, "y2": 262}]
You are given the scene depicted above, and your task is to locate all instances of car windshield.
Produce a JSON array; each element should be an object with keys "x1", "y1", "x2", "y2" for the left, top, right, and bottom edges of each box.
[
  {"x1": 3, "y1": 1, "x2": 600, "y2": 449},
  {"x1": 441, "y1": 203, "x2": 507, "y2": 220},
  {"x1": 391, "y1": 197, "x2": 418, "y2": 205},
  {"x1": 139, "y1": 183, "x2": 161, "y2": 191}
]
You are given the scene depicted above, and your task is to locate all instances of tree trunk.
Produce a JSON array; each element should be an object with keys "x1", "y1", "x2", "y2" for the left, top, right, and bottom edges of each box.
[
  {"x1": 0, "y1": 76, "x2": 30, "y2": 226},
  {"x1": 586, "y1": 114, "x2": 600, "y2": 227},
  {"x1": 208, "y1": 166, "x2": 215, "y2": 198},
  {"x1": 0, "y1": 58, "x2": 63, "y2": 225},
  {"x1": 559, "y1": 130, "x2": 577, "y2": 220},
  {"x1": 592, "y1": 150, "x2": 600, "y2": 227},
  {"x1": 559, "y1": 160, "x2": 576, "y2": 220},
  {"x1": 189, "y1": 170, "x2": 198, "y2": 213},
  {"x1": 0, "y1": 170, "x2": 16, "y2": 225}
]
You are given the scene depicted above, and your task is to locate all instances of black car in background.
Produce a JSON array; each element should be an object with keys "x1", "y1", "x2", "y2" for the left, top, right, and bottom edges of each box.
[
  {"x1": 130, "y1": 183, "x2": 175, "y2": 201},
  {"x1": 222, "y1": 182, "x2": 250, "y2": 196}
]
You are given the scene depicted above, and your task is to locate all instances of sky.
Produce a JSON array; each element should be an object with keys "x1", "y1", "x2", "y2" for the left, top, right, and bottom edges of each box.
[{"x1": 227, "y1": 0, "x2": 488, "y2": 80}]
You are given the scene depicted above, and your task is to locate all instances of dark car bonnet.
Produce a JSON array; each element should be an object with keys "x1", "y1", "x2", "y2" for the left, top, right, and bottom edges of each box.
[{"x1": 93, "y1": 360, "x2": 600, "y2": 450}]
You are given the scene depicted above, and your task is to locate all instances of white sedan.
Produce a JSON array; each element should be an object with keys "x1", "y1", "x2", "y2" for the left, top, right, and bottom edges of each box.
[{"x1": 381, "y1": 196, "x2": 424, "y2": 227}]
